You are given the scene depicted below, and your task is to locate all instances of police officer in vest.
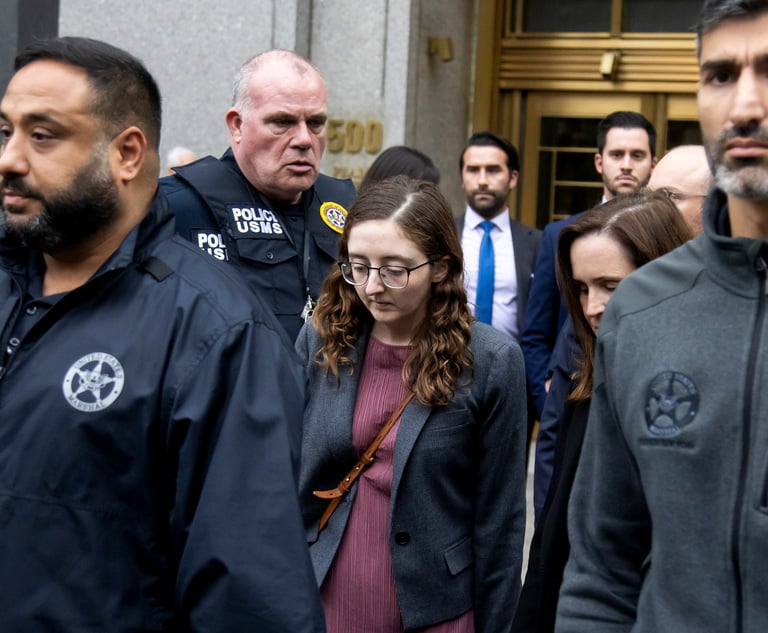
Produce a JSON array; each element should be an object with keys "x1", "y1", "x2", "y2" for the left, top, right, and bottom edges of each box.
[{"x1": 161, "y1": 49, "x2": 356, "y2": 341}]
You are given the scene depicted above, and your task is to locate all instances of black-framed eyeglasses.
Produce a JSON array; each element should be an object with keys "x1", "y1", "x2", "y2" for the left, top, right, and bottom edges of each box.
[
  {"x1": 656, "y1": 188, "x2": 707, "y2": 202},
  {"x1": 338, "y1": 259, "x2": 436, "y2": 289}
]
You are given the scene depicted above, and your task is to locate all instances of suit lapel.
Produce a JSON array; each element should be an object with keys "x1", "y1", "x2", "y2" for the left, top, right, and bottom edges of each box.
[
  {"x1": 510, "y1": 219, "x2": 536, "y2": 330},
  {"x1": 391, "y1": 399, "x2": 432, "y2": 499},
  {"x1": 455, "y1": 213, "x2": 465, "y2": 235},
  {"x1": 325, "y1": 330, "x2": 368, "y2": 455},
  {"x1": 510, "y1": 218, "x2": 532, "y2": 278}
]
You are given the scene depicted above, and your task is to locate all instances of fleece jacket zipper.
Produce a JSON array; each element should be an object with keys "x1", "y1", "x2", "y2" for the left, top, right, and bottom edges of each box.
[{"x1": 731, "y1": 253, "x2": 766, "y2": 632}]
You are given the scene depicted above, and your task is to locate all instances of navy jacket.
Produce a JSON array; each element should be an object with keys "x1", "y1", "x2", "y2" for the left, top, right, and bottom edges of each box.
[
  {"x1": 533, "y1": 319, "x2": 581, "y2": 520},
  {"x1": 159, "y1": 149, "x2": 357, "y2": 341},
  {"x1": 513, "y1": 395, "x2": 590, "y2": 633},
  {"x1": 520, "y1": 213, "x2": 583, "y2": 418},
  {"x1": 0, "y1": 195, "x2": 324, "y2": 632}
]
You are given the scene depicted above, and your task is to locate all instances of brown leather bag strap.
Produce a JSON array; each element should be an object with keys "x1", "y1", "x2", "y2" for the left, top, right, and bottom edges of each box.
[{"x1": 313, "y1": 392, "x2": 414, "y2": 532}]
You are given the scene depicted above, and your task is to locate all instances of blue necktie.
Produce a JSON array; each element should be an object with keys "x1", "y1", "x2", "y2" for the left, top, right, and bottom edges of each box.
[{"x1": 476, "y1": 220, "x2": 495, "y2": 324}]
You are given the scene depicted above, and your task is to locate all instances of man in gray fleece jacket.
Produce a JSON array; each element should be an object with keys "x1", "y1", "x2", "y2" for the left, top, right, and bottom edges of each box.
[{"x1": 555, "y1": 1, "x2": 768, "y2": 631}]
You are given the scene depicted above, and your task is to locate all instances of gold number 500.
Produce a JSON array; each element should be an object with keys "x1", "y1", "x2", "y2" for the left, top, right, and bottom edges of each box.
[{"x1": 327, "y1": 119, "x2": 383, "y2": 154}]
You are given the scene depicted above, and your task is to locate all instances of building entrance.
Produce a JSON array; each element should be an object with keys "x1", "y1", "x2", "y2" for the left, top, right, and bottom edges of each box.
[{"x1": 519, "y1": 92, "x2": 700, "y2": 227}]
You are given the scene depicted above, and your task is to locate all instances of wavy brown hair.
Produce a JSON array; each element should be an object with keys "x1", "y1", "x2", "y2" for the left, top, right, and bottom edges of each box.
[
  {"x1": 311, "y1": 175, "x2": 473, "y2": 406},
  {"x1": 556, "y1": 191, "x2": 692, "y2": 400}
]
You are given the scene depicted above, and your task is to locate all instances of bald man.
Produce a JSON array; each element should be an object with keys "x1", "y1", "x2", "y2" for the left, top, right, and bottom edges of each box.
[
  {"x1": 160, "y1": 49, "x2": 356, "y2": 340},
  {"x1": 648, "y1": 144, "x2": 713, "y2": 235}
]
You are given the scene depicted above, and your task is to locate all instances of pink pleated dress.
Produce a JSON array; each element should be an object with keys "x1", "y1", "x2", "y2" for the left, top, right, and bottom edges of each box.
[{"x1": 321, "y1": 336, "x2": 474, "y2": 633}]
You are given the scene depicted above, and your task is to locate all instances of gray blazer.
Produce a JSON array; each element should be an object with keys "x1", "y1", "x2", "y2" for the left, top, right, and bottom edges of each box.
[
  {"x1": 296, "y1": 321, "x2": 527, "y2": 632},
  {"x1": 457, "y1": 213, "x2": 542, "y2": 335}
]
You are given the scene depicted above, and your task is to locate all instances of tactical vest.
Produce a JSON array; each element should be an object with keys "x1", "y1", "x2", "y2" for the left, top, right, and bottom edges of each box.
[{"x1": 172, "y1": 158, "x2": 355, "y2": 341}]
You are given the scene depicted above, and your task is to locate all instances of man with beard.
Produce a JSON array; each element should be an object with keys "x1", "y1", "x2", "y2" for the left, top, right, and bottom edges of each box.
[
  {"x1": 457, "y1": 131, "x2": 541, "y2": 342},
  {"x1": 593, "y1": 111, "x2": 656, "y2": 199},
  {"x1": 0, "y1": 37, "x2": 323, "y2": 632},
  {"x1": 556, "y1": 1, "x2": 768, "y2": 631}
]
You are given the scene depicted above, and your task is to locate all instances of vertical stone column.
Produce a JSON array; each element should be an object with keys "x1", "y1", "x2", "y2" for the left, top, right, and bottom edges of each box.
[
  {"x1": 0, "y1": 2, "x2": 19, "y2": 92},
  {"x1": 2, "y1": 0, "x2": 60, "y2": 92},
  {"x1": 273, "y1": 0, "x2": 312, "y2": 57},
  {"x1": 312, "y1": 0, "x2": 474, "y2": 210}
]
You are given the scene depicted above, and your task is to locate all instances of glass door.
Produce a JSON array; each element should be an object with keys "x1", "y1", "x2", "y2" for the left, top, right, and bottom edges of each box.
[{"x1": 519, "y1": 92, "x2": 699, "y2": 228}]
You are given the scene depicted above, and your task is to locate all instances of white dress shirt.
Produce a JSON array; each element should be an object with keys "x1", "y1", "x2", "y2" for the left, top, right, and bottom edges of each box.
[{"x1": 461, "y1": 206, "x2": 519, "y2": 340}]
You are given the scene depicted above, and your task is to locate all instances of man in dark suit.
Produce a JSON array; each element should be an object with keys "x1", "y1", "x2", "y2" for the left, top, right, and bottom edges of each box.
[{"x1": 457, "y1": 131, "x2": 541, "y2": 343}]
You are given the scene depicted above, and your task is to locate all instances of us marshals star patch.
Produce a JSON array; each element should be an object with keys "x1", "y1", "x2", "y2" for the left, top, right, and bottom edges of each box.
[
  {"x1": 644, "y1": 371, "x2": 699, "y2": 437},
  {"x1": 62, "y1": 352, "x2": 125, "y2": 412},
  {"x1": 320, "y1": 201, "x2": 347, "y2": 234}
]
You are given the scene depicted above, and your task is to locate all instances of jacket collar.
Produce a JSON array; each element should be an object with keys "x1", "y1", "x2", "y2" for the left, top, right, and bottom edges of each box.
[{"x1": 700, "y1": 188, "x2": 768, "y2": 296}]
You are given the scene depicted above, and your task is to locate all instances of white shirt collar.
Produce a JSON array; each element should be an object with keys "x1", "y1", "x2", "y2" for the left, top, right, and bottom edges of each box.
[{"x1": 465, "y1": 206, "x2": 511, "y2": 231}]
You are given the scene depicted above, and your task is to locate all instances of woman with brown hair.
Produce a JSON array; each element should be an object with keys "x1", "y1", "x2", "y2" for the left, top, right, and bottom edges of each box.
[
  {"x1": 512, "y1": 191, "x2": 692, "y2": 633},
  {"x1": 359, "y1": 145, "x2": 440, "y2": 192},
  {"x1": 297, "y1": 175, "x2": 528, "y2": 632}
]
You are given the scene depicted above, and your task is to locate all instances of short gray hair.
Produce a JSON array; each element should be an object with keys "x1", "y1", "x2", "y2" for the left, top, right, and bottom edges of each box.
[
  {"x1": 231, "y1": 49, "x2": 320, "y2": 113},
  {"x1": 696, "y1": 0, "x2": 768, "y2": 56}
]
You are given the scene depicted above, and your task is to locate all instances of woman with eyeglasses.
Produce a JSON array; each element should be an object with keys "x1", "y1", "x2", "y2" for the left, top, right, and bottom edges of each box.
[{"x1": 296, "y1": 175, "x2": 528, "y2": 633}]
